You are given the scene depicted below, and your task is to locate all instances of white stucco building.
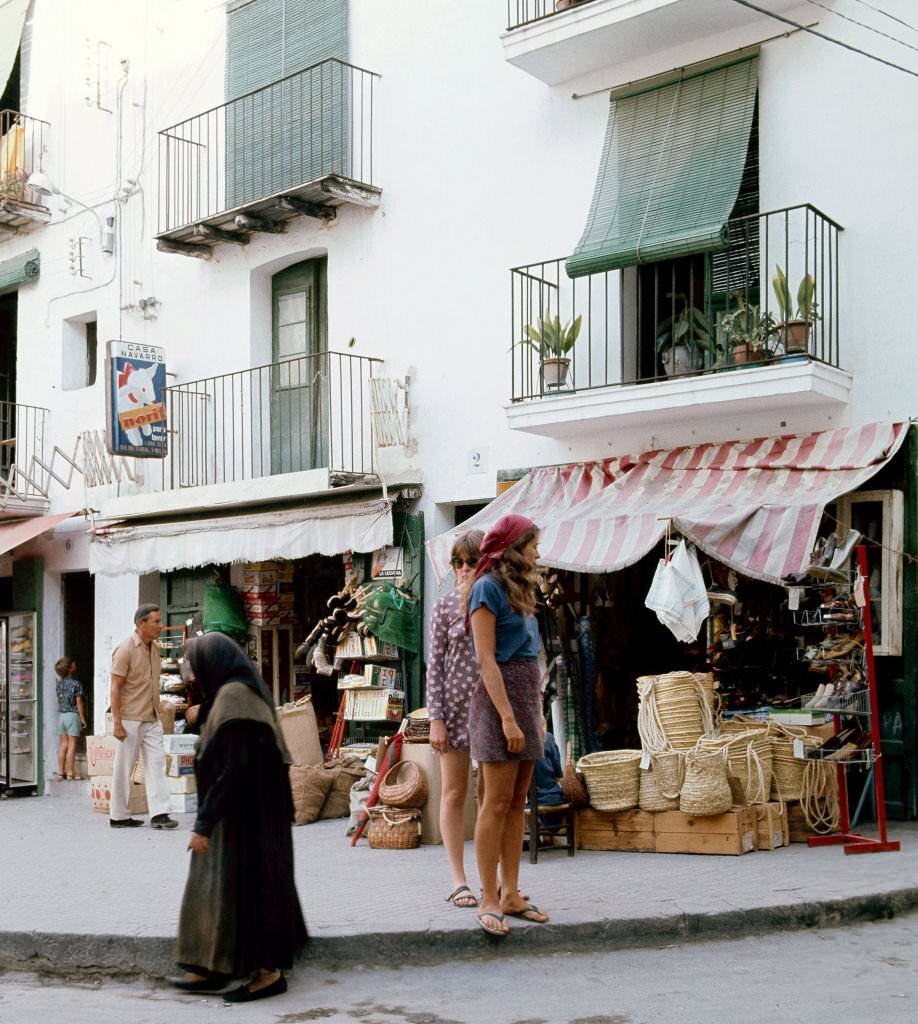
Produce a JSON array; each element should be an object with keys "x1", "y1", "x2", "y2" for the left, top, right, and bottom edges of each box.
[{"x1": 0, "y1": 0, "x2": 916, "y2": 797}]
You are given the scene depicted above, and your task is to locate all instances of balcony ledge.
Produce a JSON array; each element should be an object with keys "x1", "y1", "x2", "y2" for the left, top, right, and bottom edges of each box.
[
  {"x1": 501, "y1": 0, "x2": 802, "y2": 85},
  {"x1": 505, "y1": 359, "x2": 853, "y2": 440}
]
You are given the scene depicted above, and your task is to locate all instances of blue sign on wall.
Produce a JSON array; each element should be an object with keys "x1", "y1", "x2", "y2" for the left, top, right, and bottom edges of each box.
[{"x1": 105, "y1": 341, "x2": 168, "y2": 458}]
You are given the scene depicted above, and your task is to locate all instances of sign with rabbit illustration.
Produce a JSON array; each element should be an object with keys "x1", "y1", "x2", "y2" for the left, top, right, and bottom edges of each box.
[{"x1": 104, "y1": 341, "x2": 168, "y2": 457}]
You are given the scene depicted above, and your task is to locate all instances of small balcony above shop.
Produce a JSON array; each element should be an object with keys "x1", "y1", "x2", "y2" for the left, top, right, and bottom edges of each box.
[
  {"x1": 0, "y1": 401, "x2": 50, "y2": 517},
  {"x1": 99, "y1": 351, "x2": 386, "y2": 520},
  {"x1": 502, "y1": 0, "x2": 803, "y2": 85},
  {"x1": 156, "y1": 59, "x2": 380, "y2": 257},
  {"x1": 0, "y1": 111, "x2": 51, "y2": 235},
  {"x1": 505, "y1": 204, "x2": 853, "y2": 440}
]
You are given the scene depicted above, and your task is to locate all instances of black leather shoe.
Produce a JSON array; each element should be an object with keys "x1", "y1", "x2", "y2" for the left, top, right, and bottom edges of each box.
[
  {"x1": 150, "y1": 814, "x2": 179, "y2": 830},
  {"x1": 110, "y1": 818, "x2": 144, "y2": 828},
  {"x1": 223, "y1": 973, "x2": 287, "y2": 1003},
  {"x1": 169, "y1": 974, "x2": 230, "y2": 993}
]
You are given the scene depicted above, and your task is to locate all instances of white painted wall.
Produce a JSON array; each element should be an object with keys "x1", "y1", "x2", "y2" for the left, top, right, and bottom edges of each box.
[{"x1": 4, "y1": 0, "x2": 917, "y2": 772}]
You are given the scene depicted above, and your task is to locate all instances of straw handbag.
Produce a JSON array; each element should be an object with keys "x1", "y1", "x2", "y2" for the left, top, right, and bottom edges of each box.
[
  {"x1": 378, "y1": 760, "x2": 428, "y2": 809},
  {"x1": 698, "y1": 730, "x2": 773, "y2": 805},
  {"x1": 679, "y1": 748, "x2": 732, "y2": 816},
  {"x1": 577, "y1": 750, "x2": 641, "y2": 812},
  {"x1": 561, "y1": 741, "x2": 589, "y2": 808},
  {"x1": 638, "y1": 750, "x2": 684, "y2": 812},
  {"x1": 771, "y1": 734, "x2": 822, "y2": 801},
  {"x1": 367, "y1": 806, "x2": 422, "y2": 849}
]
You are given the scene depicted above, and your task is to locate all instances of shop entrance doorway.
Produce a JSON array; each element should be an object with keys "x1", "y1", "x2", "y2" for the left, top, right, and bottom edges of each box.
[{"x1": 62, "y1": 571, "x2": 94, "y2": 733}]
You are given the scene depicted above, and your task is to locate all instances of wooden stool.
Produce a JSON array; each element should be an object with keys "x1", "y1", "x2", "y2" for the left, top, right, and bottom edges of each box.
[{"x1": 525, "y1": 771, "x2": 576, "y2": 864}]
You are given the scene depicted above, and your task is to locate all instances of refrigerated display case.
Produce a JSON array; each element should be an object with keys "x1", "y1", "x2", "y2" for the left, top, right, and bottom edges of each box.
[{"x1": 0, "y1": 612, "x2": 39, "y2": 796}]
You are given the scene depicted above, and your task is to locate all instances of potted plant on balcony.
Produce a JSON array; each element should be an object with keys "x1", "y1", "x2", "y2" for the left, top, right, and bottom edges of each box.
[
  {"x1": 718, "y1": 295, "x2": 778, "y2": 365},
  {"x1": 521, "y1": 314, "x2": 582, "y2": 389},
  {"x1": 556, "y1": 0, "x2": 592, "y2": 10},
  {"x1": 655, "y1": 295, "x2": 714, "y2": 377},
  {"x1": 772, "y1": 266, "x2": 818, "y2": 355}
]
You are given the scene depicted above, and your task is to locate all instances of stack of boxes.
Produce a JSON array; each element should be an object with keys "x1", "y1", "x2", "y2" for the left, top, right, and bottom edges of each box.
[
  {"x1": 239, "y1": 561, "x2": 297, "y2": 627},
  {"x1": 164, "y1": 732, "x2": 198, "y2": 814}
]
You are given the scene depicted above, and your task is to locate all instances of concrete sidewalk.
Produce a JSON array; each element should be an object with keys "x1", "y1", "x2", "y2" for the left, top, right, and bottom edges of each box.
[{"x1": 1, "y1": 785, "x2": 916, "y2": 979}]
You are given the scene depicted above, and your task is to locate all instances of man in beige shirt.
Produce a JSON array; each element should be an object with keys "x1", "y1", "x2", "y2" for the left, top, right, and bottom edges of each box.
[{"x1": 110, "y1": 604, "x2": 177, "y2": 829}]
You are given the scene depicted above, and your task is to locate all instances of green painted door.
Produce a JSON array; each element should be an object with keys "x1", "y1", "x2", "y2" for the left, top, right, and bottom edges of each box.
[{"x1": 271, "y1": 258, "x2": 327, "y2": 474}]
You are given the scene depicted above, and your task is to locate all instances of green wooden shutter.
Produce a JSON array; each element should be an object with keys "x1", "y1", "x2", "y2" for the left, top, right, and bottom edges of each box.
[
  {"x1": 566, "y1": 56, "x2": 758, "y2": 278},
  {"x1": 225, "y1": 0, "x2": 349, "y2": 207},
  {"x1": 0, "y1": 248, "x2": 39, "y2": 296}
]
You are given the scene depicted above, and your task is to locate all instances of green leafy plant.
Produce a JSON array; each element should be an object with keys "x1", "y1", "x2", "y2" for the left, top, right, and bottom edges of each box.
[
  {"x1": 521, "y1": 314, "x2": 582, "y2": 358},
  {"x1": 772, "y1": 266, "x2": 818, "y2": 323},
  {"x1": 717, "y1": 295, "x2": 779, "y2": 356},
  {"x1": 655, "y1": 294, "x2": 715, "y2": 363}
]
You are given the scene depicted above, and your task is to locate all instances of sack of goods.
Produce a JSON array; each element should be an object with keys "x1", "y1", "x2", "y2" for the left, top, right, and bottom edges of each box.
[
  {"x1": 367, "y1": 806, "x2": 422, "y2": 849},
  {"x1": 576, "y1": 750, "x2": 642, "y2": 812}
]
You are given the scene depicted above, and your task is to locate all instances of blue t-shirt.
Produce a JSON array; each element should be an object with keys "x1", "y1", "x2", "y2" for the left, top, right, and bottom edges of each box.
[
  {"x1": 56, "y1": 676, "x2": 84, "y2": 713},
  {"x1": 468, "y1": 573, "x2": 540, "y2": 663}
]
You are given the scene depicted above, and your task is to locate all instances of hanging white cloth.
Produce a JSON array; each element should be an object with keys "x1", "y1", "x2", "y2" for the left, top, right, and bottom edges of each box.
[{"x1": 644, "y1": 539, "x2": 710, "y2": 643}]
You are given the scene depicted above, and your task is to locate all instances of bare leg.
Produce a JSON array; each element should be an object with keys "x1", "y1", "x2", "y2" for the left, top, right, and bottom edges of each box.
[
  {"x1": 440, "y1": 750, "x2": 474, "y2": 901},
  {"x1": 498, "y1": 761, "x2": 547, "y2": 922},
  {"x1": 475, "y1": 761, "x2": 520, "y2": 934},
  {"x1": 64, "y1": 736, "x2": 78, "y2": 778},
  {"x1": 57, "y1": 734, "x2": 67, "y2": 778}
]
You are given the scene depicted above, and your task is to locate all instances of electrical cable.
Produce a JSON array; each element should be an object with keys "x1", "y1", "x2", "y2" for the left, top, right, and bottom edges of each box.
[
  {"x1": 727, "y1": 0, "x2": 918, "y2": 80},
  {"x1": 802, "y1": 0, "x2": 918, "y2": 54},
  {"x1": 852, "y1": 0, "x2": 918, "y2": 36}
]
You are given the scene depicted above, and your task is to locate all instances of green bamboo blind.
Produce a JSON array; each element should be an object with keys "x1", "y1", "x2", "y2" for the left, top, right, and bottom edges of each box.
[{"x1": 566, "y1": 56, "x2": 759, "y2": 278}]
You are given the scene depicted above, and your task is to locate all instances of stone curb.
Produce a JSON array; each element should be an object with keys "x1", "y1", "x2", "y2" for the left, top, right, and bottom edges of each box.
[{"x1": 3, "y1": 886, "x2": 917, "y2": 980}]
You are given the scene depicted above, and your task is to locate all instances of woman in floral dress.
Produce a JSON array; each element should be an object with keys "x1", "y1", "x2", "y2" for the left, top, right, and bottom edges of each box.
[{"x1": 427, "y1": 529, "x2": 484, "y2": 910}]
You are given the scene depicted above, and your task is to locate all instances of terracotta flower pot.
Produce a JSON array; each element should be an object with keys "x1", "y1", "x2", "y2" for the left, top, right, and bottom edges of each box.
[{"x1": 780, "y1": 319, "x2": 811, "y2": 355}]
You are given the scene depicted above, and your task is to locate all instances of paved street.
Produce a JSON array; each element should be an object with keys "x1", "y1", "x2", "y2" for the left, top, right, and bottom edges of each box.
[{"x1": 1, "y1": 914, "x2": 917, "y2": 1023}]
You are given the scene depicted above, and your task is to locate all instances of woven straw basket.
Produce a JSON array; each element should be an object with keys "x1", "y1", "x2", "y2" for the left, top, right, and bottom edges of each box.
[
  {"x1": 367, "y1": 805, "x2": 422, "y2": 849},
  {"x1": 378, "y1": 761, "x2": 428, "y2": 809},
  {"x1": 577, "y1": 750, "x2": 641, "y2": 812},
  {"x1": 404, "y1": 707, "x2": 431, "y2": 744},
  {"x1": 638, "y1": 751, "x2": 684, "y2": 812},
  {"x1": 638, "y1": 671, "x2": 711, "y2": 752},
  {"x1": 679, "y1": 748, "x2": 732, "y2": 816},
  {"x1": 698, "y1": 731, "x2": 773, "y2": 805},
  {"x1": 771, "y1": 735, "x2": 822, "y2": 801}
]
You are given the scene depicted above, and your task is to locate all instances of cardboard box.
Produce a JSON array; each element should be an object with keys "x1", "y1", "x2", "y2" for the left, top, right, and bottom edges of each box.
[
  {"x1": 162, "y1": 733, "x2": 198, "y2": 755},
  {"x1": 654, "y1": 807, "x2": 756, "y2": 856},
  {"x1": 86, "y1": 735, "x2": 118, "y2": 777},
  {"x1": 90, "y1": 776, "x2": 148, "y2": 815},
  {"x1": 169, "y1": 792, "x2": 198, "y2": 814},
  {"x1": 755, "y1": 802, "x2": 789, "y2": 850},
  {"x1": 278, "y1": 698, "x2": 323, "y2": 767},
  {"x1": 401, "y1": 742, "x2": 476, "y2": 845},
  {"x1": 165, "y1": 753, "x2": 195, "y2": 777},
  {"x1": 168, "y1": 774, "x2": 197, "y2": 794},
  {"x1": 576, "y1": 808, "x2": 655, "y2": 852}
]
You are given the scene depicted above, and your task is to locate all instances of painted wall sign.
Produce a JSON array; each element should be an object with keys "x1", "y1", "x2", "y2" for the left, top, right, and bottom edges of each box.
[{"x1": 104, "y1": 341, "x2": 168, "y2": 458}]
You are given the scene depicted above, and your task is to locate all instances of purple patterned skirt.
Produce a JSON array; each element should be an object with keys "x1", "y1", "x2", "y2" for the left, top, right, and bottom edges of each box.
[{"x1": 469, "y1": 659, "x2": 543, "y2": 763}]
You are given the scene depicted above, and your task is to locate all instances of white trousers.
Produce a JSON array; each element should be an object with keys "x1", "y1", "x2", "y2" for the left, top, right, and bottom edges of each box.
[{"x1": 110, "y1": 719, "x2": 172, "y2": 820}]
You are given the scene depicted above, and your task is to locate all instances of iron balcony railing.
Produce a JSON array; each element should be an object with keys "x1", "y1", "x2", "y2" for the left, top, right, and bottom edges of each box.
[
  {"x1": 0, "y1": 401, "x2": 47, "y2": 500},
  {"x1": 161, "y1": 351, "x2": 380, "y2": 490},
  {"x1": 157, "y1": 58, "x2": 378, "y2": 235},
  {"x1": 0, "y1": 110, "x2": 49, "y2": 206},
  {"x1": 507, "y1": 0, "x2": 597, "y2": 31},
  {"x1": 511, "y1": 203, "x2": 843, "y2": 401}
]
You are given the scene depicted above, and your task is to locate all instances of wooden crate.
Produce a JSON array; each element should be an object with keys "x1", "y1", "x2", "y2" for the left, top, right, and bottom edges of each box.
[
  {"x1": 755, "y1": 802, "x2": 788, "y2": 850},
  {"x1": 786, "y1": 800, "x2": 834, "y2": 842},
  {"x1": 654, "y1": 807, "x2": 756, "y2": 856},
  {"x1": 576, "y1": 808, "x2": 655, "y2": 852}
]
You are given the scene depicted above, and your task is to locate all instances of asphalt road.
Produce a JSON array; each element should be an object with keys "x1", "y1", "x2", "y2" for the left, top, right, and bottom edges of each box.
[{"x1": 1, "y1": 914, "x2": 916, "y2": 1024}]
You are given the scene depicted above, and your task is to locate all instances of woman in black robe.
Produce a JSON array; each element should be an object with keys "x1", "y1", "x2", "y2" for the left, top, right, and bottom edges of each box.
[{"x1": 171, "y1": 633, "x2": 307, "y2": 1002}]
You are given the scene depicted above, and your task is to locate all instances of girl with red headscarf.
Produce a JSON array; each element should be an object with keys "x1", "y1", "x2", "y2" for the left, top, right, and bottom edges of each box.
[{"x1": 467, "y1": 514, "x2": 550, "y2": 937}]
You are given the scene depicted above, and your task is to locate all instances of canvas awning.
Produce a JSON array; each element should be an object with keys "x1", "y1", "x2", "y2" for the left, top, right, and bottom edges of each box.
[
  {"x1": 89, "y1": 497, "x2": 394, "y2": 577},
  {"x1": 0, "y1": 510, "x2": 79, "y2": 556},
  {"x1": 0, "y1": 0, "x2": 29, "y2": 97},
  {"x1": 428, "y1": 422, "x2": 907, "y2": 585}
]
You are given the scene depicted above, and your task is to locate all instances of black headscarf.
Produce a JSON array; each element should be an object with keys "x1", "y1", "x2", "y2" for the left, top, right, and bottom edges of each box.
[{"x1": 186, "y1": 632, "x2": 274, "y2": 720}]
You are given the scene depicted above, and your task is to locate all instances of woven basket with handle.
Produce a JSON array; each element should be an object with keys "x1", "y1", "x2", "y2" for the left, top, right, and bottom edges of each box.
[
  {"x1": 577, "y1": 750, "x2": 641, "y2": 812},
  {"x1": 378, "y1": 760, "x2": 428, "y2": 809},
  {"x1": 367, "y1": 805, "x2": 422, "y2": 849},
  {"x1": 679, "y1": 748, "x2": 732, "y2": 816}
]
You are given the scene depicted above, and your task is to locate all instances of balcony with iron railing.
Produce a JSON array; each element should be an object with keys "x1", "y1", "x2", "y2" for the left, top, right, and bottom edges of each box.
[
  {"x1": 156, "y1": 58, "x2": 380, "y2": 256},
  {"x1": 502, "y1": 0, "x2": 804, "y2": 85},
  {"x1": 506, "y1": 204, "x2": 852, "y2": 438},
  {"x1": 0, "y1": 110, "x2": 51, "y2": 234},
  {"x1": 0, "y1": 401, "x2": 50, "y2": 514}
]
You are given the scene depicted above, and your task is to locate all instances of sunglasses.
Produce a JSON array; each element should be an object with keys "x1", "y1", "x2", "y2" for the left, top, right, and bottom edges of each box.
[{"x1": 451, "y1": 556, "x2": 479, "y2": 569}]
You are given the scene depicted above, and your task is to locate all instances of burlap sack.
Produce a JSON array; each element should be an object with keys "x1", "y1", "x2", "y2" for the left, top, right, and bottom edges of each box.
[
  {"x1": 319, "y1": 758, "x2": 367, "y2": 820},
  {"x1": 289, "y1": 764, "x2": 334, "y2": 825}
]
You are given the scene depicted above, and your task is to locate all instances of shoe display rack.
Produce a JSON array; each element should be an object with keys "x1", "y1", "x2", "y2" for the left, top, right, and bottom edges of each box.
[{"x1": 805, "y1": 544, "x2": 900, "y2": 855}]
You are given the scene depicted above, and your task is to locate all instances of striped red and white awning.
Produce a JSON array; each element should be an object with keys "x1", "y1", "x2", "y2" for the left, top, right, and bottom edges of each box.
[{"x1": 428, "y1": 422, "x2": 907, "y2": 584}]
